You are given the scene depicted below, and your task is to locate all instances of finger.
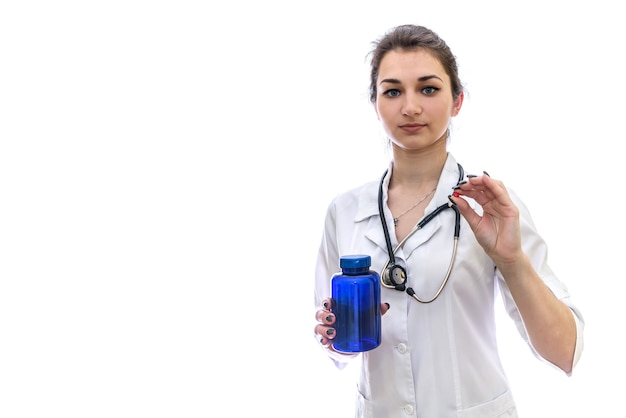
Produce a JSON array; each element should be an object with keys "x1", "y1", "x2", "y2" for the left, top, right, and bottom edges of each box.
[
  {"x1": 449, "y1": 193, "x2": 483, "y2": 229},
  {"x1": 456, "y1": 178, "x2": 502, "y2": 206},
  {"x1": 468, "y1": 175, "x2": 508, "y2": 199},
  {"x1": 321, "y1": 298, "x2": 332, "y2": 311},
  {"x1": 471, "y1": 177, "x2": 519, "y2": 218},
  {"x1": 463, "y1": 189, "x2": 495, "y2": 206},
  {"x1": 319, "y1": 335, "x2": 331, "y2": 347},
  {"x1": 457, "y1": 179, "x2": 494, "y2": 198},
  {"x1": 316, "y1": 310, "x2": 336, "y2": 325},
  {"x1": 381, "y1": 302, "x2": 390, "y2": 315},
  {"x1": 314, "y1": 324, "x2": 336, "y2": 341}
]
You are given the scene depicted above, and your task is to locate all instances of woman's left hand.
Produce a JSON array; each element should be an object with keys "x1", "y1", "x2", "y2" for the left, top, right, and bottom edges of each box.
[{"x1": 450, "y1": 173, "x2": 523, "y2": 267}]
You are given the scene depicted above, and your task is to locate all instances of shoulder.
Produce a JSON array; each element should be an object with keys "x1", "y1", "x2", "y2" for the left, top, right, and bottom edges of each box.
[
  {"x1": 330, "y1": 179, "x2": 377, "y2": 205},
  {"x1": 325, "y1": 178, "x2": 380, "y2": 221}
]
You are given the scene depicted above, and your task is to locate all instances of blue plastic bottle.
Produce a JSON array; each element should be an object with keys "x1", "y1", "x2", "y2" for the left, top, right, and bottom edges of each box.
[{"x1": 331, "y1": 254, "x2": 381, "y2": 352}]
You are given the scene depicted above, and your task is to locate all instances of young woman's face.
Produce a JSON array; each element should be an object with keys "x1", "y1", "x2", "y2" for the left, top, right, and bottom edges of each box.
[{"x1": 374, "y1": 49, "x2": 463, "y2": 152}]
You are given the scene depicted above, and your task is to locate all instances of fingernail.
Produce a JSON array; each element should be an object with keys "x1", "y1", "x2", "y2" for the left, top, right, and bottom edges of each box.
[
  {"x1": 322, "y1": 300, "x2": 329, "y2": 309},
  {"x1": 466, "y1": 174, "x2": 477, "y2": 178},
  {"x1": 384, "y1": 302, "x2": 390, "y2": 309},
  {"x1": 326, "y1": 329, "x2": 335, "y2": 336},
  {"x1": 452, "y1": 180, "x2": 466, "y2": 190},
  {"x1": 325, "y1": 315, "x2": 333, "y2": 322},
  {"x1": 448, "y1": 195, "x2": 455, "y2": 205},
  {"x1": 483, "y1": 170, "x2": 490, "y2": 177},
  {"x1": 453, "y1": 192, "x2": 460, "y2": 197}
]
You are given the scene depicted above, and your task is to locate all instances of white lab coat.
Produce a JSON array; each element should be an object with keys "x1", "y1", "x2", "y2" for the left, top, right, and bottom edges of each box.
[{"x1": 314, "y1": 154, "x2": 584, "y2": 418}]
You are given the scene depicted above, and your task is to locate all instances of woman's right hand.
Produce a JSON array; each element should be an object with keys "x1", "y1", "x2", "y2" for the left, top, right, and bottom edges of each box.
[
  {"x1": 314, "y1": 298, "x2": 390, "y2": 347},
  {"x1": 315, "y1": 298, "x2": 337, "y2": 347}
]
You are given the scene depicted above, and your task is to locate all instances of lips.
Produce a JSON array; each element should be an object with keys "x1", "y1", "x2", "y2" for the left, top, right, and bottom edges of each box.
[{"x1": 399, "y1": 123, "x2": 425, "y2": 133}]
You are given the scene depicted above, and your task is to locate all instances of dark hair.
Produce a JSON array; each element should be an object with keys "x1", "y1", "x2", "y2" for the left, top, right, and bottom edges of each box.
[{"x1": 368, "y1": 24, "x2": 464, "y2": 103}]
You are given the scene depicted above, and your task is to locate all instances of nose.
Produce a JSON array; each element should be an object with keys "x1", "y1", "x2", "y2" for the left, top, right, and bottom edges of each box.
[{"x1": 402, "y1": 93, "x2": 422, "y2": 116}]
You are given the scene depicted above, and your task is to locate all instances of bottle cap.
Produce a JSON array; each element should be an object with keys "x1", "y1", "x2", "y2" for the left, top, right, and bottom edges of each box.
[{"x1": 340, "y1": 254, "x2": 371, "y2": 269}]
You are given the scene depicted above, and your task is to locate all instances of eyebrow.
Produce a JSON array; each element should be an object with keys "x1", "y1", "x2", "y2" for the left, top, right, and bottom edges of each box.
[{"x1": 379, "y1": 75, "x2": 444, "y2": 85}]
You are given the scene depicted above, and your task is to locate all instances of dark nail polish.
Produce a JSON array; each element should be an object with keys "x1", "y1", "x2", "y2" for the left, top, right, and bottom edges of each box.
[
  {"x1": 322, "y1": 300, "x2": 328, "y2": 309},
  {"x1": 448, "y1": 195, "x2": 455, "y2": 205},
  {"x1": 325, "y1": 315, "x2": 333, "y2": 322},
  {"x1": 466, "y1": 174, "x2": 477, "y2": 178},
  {"x1": 326, "y1": 328, "x2": 335, "y2": 336},
  {"x1": 384, "y1": 302, "x2": 390, "y2": 309},
  {"x1": 483, "y1": 170, "x2": 490, "y2": 177}
]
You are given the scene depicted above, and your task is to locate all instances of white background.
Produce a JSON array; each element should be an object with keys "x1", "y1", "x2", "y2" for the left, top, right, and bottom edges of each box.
[{"x1": 1, "y1": 1, "x2": 623, "y2": 417}]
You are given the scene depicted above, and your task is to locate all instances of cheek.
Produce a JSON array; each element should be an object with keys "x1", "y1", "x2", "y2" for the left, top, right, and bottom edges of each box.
[
  {"x1": 376, "y1": 103, "x2": 395, "y2": 124},
  {"x1": 430, "y1": 101, "x2": 455, "y2": 120},
  {"x1": 374, "y1": 101, "x2": 383, "y2": 117},
  {"x1": 374, "y1": 104, "x2": 381, "y2": 120},
  {"x1": 375, "y1": 106, "x2": 395, "y2": 136}
]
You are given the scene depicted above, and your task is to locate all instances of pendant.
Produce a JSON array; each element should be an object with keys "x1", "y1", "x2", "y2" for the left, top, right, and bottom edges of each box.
[{"x1": 393, "y1": 218, "x2": 399, "y2": 227}]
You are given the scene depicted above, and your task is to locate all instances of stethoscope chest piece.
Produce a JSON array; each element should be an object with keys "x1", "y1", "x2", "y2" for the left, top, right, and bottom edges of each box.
[{"x1": 381, "y1": 263, "x2": 407, "y2": 291}]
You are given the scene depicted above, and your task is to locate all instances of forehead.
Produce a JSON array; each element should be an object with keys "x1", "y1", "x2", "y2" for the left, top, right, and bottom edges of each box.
[{"x1": 378, "y1": 49, "x2": 447, "y2": 81}]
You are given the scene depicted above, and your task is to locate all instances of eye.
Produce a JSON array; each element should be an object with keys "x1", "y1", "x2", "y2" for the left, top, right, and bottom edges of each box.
[
  {"x1": 382, "y1": 89, "x2": 401, "y2": 98},
  {"x1": 422, "y1": 86, "x2": 440, "y2": 95}
]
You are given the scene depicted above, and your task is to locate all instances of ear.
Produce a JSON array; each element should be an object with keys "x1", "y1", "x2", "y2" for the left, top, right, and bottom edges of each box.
[{"x1": 451, "y1": 91, "x2": 464, "y2": 116}]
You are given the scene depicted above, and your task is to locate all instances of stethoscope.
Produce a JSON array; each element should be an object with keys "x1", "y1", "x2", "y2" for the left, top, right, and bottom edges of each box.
[{"x1": 377, "y1": 163, "x2": 464, "y2": 303}]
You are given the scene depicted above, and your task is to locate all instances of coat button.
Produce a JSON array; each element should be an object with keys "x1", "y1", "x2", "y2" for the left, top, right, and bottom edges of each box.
[{"x1": 397, "y1": 343, "x2": 408, "y2": 353}]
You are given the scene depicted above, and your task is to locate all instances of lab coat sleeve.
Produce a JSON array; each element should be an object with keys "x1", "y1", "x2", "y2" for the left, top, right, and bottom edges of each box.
[
  {"x1": 497, "y1": 189, "x2": 585, "y2": 375},
  {"x1": 313, "y1": 198, "x2": 359, "y2": 368}
]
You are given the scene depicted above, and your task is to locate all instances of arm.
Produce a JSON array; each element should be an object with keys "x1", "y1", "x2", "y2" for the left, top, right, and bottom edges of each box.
[
  {"x1": 450, "y1": 174, "x2": 578, "y2": 373},
  {"x1": 313, "y1": 198, "x2": 390, "y2": 366}
]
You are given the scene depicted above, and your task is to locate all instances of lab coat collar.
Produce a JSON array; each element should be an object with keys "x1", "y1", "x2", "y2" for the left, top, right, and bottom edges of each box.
[{"x1": 356, "y1": 153, "x2": 463, "y2": 253}]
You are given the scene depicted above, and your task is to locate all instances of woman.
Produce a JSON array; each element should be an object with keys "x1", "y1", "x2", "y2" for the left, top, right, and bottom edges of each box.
[{"x1": 313, "y1": 24, "x2": 584, "y2": 417}]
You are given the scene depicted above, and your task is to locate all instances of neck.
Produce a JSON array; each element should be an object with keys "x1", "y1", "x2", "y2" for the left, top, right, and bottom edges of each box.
[{"x1": 390, "y1": 149, "x2": 448, "y2": 189}]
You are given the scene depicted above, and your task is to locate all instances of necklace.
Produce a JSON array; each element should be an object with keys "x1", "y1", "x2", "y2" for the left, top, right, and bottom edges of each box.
[{"x1": 393, "y1": 188, "x2": 436, "y2": 226}]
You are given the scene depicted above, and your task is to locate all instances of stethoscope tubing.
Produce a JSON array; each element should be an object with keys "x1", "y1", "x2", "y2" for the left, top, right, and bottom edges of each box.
[{"x1": 377, "y1": 164, "x2": 463, "y2": 303}]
